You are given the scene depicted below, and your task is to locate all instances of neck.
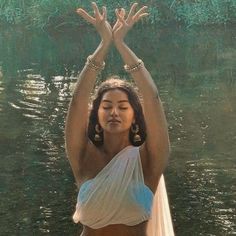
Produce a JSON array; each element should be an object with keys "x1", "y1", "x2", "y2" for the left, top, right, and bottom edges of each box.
[{"x1": 101, "y1": 132, "x2": 131, "y2": 159}]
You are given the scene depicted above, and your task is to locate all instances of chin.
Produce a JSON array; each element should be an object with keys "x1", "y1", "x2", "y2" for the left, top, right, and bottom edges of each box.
[{"x1": 106, "y1": 127, "x2": 129, "y2": 135}]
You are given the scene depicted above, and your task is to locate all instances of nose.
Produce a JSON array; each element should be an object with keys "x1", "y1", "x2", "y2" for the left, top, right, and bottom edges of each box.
[{"x1": 110, "y1": 107, "x2": 118, "y2": 116}]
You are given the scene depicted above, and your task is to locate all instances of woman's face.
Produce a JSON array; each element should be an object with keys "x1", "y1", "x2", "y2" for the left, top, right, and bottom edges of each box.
[{"x1": 98, "y1": 89, "x2": 135, "y2": 134}]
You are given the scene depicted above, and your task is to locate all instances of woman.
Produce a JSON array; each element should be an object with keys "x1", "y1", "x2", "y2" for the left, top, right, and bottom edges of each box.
[{"x1": 65, "y1": 2, "x2": 174, "y2": 236}]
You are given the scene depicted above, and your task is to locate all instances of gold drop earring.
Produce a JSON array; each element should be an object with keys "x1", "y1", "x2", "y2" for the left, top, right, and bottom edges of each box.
[
  {"x1": 94, "y1": 124, "x2": 103, "y2": 142},
  {"x1": 131, "y1": 124, "x2": 141, "y2": 143}
]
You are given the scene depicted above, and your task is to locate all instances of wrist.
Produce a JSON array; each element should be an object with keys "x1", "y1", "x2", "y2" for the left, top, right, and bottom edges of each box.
[
  {"x1": 85, "y1": 55, "x2": 105, "y2": 72},
  {"x1": 124, "y1": 59, "x2": 144, "y2": 73}
]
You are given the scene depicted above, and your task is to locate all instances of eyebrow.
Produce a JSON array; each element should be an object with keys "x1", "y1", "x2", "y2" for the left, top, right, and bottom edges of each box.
[{"x1": 101, "y1": 99, "x2": 129, "y2": 103}]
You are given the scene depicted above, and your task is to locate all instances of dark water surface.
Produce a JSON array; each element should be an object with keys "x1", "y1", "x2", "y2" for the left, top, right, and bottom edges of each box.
[{"x1": 0, "y1": 25, "x2": 235, "y2": 236}]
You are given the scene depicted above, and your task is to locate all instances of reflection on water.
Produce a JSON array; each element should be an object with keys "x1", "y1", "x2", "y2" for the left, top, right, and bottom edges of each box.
[{"x1": 0, "y1": 26, "x2": 235, "y2": 235}]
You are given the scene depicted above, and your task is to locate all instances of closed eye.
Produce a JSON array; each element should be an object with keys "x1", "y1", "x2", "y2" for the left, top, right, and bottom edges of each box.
[{"x1": 102, "y1": 106, "x2": 128, "y2": 110}]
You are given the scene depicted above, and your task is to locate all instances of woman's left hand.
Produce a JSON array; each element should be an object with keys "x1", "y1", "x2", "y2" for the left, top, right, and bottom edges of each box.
[
  {"x1": 76, "y1": 2, "x2": 113, "y2": 44},
  {"x1": 113, "y1": 3, "x2": 148, "y2": 44}
]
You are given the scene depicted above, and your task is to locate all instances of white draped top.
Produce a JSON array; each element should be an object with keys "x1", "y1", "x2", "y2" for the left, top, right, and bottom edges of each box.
[{"x1": 73, "y1": 145, "x2": 154, "y2": 229}]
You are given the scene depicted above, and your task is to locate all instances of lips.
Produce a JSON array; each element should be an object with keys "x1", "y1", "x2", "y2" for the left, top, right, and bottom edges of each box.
[{"x1": 108, "y1": 119, "x2": 121, "y2": 123}]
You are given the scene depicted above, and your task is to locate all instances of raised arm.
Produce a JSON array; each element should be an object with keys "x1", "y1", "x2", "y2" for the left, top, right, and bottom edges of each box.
[
  {"x1": 65, "y1": 2, "x2": 112, "y2": 183},
  {"x1": 113, "y1": 3, "x2": 170, "y2": 183}
]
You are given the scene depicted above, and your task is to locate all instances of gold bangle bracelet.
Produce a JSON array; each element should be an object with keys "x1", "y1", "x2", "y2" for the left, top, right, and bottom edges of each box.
[
  {"x1": 124, "y1": 59, "x2": 144, "y2": 73},
  {"x1": 86, "y1": 55, "x2": 105, "y2": 72}
]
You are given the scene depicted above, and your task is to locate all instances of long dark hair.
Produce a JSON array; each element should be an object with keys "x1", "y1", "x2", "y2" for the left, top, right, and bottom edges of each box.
[{"x1": 87, "y1": 76, "x2": 146, "y2": 146}]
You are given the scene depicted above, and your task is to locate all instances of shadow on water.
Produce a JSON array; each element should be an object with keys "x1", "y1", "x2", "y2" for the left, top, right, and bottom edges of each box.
[{"x1": 0, "y1": 25, "x2": 235, "y2": 235}]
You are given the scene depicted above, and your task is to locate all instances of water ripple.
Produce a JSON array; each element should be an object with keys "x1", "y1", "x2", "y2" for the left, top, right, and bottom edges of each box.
[
  {"x1": 0, "y1": 80, "x2": 4, "y2": 112},
  {"x1": 184, "y1": 158, "x2": 235, "y2": 232}
]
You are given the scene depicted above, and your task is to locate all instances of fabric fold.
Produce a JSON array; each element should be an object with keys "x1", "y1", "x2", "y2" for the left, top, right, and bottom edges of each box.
[
  {"x1": 73, "y1": 146, "x2": 153, "y2": 229},
  {"x1": 73, "y1": 145, "x2": 175, "y2": 235},
  {"x1": 147, "y1": 175, "x2": 175, "y2": 236}
]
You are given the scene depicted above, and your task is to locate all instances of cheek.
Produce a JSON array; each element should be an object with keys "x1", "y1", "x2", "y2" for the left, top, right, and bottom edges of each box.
[
  {"x1": 124, "y1": 110, "x2": 135, "y2": 123},
  {"x1": 98, "y1": 108, "x2": 107, "y2": 122}
]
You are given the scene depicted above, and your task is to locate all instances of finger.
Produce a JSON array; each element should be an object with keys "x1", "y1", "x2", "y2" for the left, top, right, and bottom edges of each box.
[
  {"x1": 115, "y1": 8, "x2": 126, "y2": 25},
  {"x1": 113, "y1": 15, "x2": 122, "y2": 31},
  {"x1": 113, "y1": 8, "x2": 126, "y2": 31},
  {"x1": 135, "y1": 6, "x2": 148, "y2": 16},
  {"x1": 136, "y1": 13, "x2": 149, "y2": 22},
  {"x1": 133, "y1": 13, "x2": 149, "y2": 24},
  {"x1": 133, "y1": 6, "x2": 148, "y2": 21},
  {"x1": 120, "y1": 8, "x2": 126, "y2": 18},
  {"x1": 113, "y1": 18, "x2": 120, "y2": 31},
  {"x1": 76, "y1": 8, "x2": 95, "y2": 24},
  {"x1": 102, "y1": 6, "x2": 107, "y2": 21},
  {"x1": 127, "y1": 3, "x2": 138, "y2": 22},
  {"x1": 91, "y1": 2, "x2": 102, "y2": 20}
]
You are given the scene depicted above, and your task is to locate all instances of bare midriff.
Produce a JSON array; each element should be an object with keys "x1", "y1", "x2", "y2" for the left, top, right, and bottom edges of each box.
[{"x1": 80, "y1": 221, "x2": 148, "y2": 236}]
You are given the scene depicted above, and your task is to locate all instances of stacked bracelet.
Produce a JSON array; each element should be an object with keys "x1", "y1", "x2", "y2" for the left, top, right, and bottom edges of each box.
[
  {"x1": 85, "y1": 55, "x2": 105, "y2": 72},
  {"x1": 124, "y1": 59, "x2": 144, "y2": 73}
]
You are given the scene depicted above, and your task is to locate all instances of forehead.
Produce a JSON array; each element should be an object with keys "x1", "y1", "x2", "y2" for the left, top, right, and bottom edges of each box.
[{"x1": 101, "y1": 89, "x2": 129, "y2": 101}]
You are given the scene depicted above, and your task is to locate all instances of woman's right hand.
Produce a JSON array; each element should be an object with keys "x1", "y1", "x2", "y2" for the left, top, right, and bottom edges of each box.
[{"x1": 76, "y1": 2, "x2": 112, "y2": 44}]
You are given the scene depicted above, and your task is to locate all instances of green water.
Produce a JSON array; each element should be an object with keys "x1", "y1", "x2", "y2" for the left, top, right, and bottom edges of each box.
[{"x1": 0, "y1": 25, "x2": 235, "y2": 236}]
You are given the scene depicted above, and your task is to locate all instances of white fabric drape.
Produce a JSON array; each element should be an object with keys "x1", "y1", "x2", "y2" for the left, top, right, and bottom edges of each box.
[
  {"x1": 73, "y1": 145, "x2": 175, "y2": 235},
  {"x1": 73, "y1": 146, "x2": 152, "y2": 228},
  {"x1": 147, "y1": 175, "x2": 175, "y2": 236}
]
